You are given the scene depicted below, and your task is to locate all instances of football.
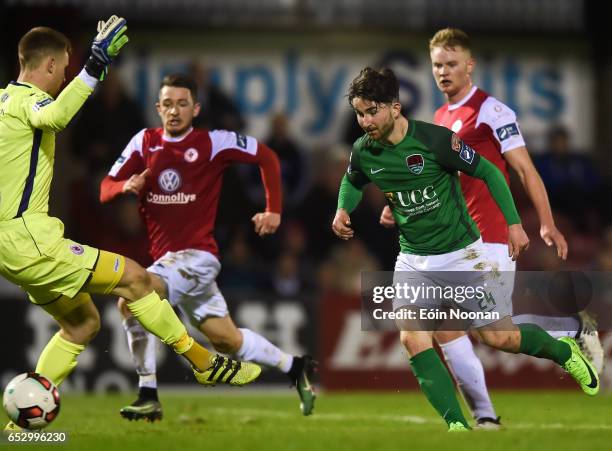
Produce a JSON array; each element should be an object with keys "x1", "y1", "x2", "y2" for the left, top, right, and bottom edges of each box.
[{"x1": 2, "y1": 372, "x2": 60, "y2": 430}]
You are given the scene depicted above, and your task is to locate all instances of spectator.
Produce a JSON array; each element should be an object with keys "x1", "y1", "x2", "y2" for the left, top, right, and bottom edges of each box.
[
  {"x1": 298, "y1": 144, "x2": 350, "y2": 261},
  {"x1": 272, "y1": 252, "x2": 302, "y2": 297},
  {"x1": 239, "y1": 112, "x2": 310, "y2": 233},
  {"x1": 269, "y1": 221, "x2": 316, "y2": 296},
  {"x1": 319, "y1": 238, "x2": 380, "y2": 295},
  {"x1": 72, "y1": 70, "x2": 146, "y2": 174},
  {"x1": 535, "y1": 125, "x2": 602, "y2": 229},
  {"x1": 265, "y1": 112, "x2": 310, "y2": 210},
  {"x1": 188, "y1": 61, "x2": 245, "y2": 131},
  {"x1": 218, "y1": 228, "x2": 269, "y2": 293}
]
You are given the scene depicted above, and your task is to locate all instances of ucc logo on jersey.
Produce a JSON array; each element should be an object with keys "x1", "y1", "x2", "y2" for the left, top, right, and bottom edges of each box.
[
  {"x1": 385, "y1": 186, "x2": 440, "y2": 217},
  {"x1": 406, "y1": 154, "x2": 424, "y2": 175},
  {"x1": 158, "y1": 169, "x2": 182, "y2": 193}
]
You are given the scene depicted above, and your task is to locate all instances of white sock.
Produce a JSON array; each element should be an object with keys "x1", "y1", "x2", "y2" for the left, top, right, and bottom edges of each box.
[
  {"x1": 139, "y1": 374, "x2": 157, "y2": 389},
  {"x1": 123, "y1": 316, "x2": 158, "y2": 388},
  {"x1": 513, "y1": 314, "x2": 579, "y2": 339},
  {"x1": 236, "y1": 328, "x2": 294, "y2": 373},
  {"x1": 439, "y1": 335, "x2": 497, "y2": 420}
]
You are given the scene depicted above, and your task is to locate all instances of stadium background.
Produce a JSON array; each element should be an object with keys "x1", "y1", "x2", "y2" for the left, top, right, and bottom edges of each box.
[{"x1": 1, "y1": 0, "x2": 611, "y2": 394}]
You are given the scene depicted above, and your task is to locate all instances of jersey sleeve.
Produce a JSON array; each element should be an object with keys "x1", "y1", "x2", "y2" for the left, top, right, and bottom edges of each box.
[
  {"x1": 433, "y1": 130, "x2": 481, "y2": 176},
  {"x1": 209, "y1": 130, "x2": 282, "y2": 213},
  {"x1": 100, "y1": 129, "x2": 147, "y2": 203},
  {"x1": 24, "y1": 74, "x2": 93, "y2": 132},
  {"x1": 476, "y1": 97, "x2": 526, "y2": 153},
  {"x1": 337, "y1": 143, "x2": 369, "y2": 212},
  {"x1": 108, "y1": 129, "x2": 147, "y2": 177},
  {"x1": 345, "y1": 143, "x2": 370, "y2": 189},
  {"x1": 209, "y1": 130, "x2": 258, "y2": 162}
]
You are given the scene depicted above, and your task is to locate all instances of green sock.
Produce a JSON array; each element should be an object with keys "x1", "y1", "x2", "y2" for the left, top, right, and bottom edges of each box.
[
  {"x1": 518, "y1": 323, "x2": 571, "y2": 365},
  {"x1": 410, "y1": 348, "x2": 468, "y2": 427},
  {"x1": 35, "y1": 332, "x2": 85, "y2": 386}
]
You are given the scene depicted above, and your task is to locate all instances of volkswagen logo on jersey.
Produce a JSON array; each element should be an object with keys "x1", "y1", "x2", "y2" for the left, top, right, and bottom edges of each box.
[
  {"x1": 184, "y1": 148, "x2": 199, "y2": 163},
  {"x1": 158, "y1": 169, "x2": 182, "y2": 193},
  {"x1": 406, "y1": 154, "x2": 424, "y2": 175}
]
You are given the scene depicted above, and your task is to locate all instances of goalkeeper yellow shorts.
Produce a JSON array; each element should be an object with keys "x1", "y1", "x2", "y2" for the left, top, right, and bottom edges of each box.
[{"x1": 0, "y1": 214, "x2": 123, "y2": 305}]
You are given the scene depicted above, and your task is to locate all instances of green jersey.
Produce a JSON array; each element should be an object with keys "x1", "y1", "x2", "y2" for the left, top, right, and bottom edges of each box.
[
  {"x1": 0, "y1": 75, "x2": 93, "y2": 221},
  {"x1": 339, "y1": 119, "x2": 520, "y2": 255}
]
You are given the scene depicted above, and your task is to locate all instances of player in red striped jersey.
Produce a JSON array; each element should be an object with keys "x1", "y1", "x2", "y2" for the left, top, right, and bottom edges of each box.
[
  {"x1": 381, "y1": 28, "x2": 603, "y2": 428},
  {"x1": 100, "y1": 74, "x2": 316, "y2": 421}
]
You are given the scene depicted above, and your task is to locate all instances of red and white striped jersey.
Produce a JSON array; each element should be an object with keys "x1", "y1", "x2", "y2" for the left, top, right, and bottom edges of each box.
[
  {"x1": 434, "y1": 86, "x2": 525, "y2": 244},
  {"x1": 100, "y1": 127, "x2": 281, "y2": 260}
]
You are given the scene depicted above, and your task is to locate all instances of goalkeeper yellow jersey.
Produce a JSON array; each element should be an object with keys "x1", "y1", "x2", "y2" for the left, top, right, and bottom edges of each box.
[{"x1": 0, "y1": 76, "x2": 93, "y2": 221}]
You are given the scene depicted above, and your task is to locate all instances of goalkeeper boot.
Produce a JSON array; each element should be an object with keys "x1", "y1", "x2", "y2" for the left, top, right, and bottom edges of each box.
[
  {"x1": 193, "y1": 354, "x2": 261, "y2": 386},
  {"x1": 120, "y1": 398, "x2": 163, "y2": 422},
  {"x1": 288, "y1": 355, "x2": 317, "y2": 416},
  {"x1": 576, "y1": 311, "x2": 604, "y2": 374},
  {"x1": 559, "y1": 337, "x2": 599, "y2": 395},
  {"x1": 4, "y1": 421, "x2": 22, "y2": 432},
  {"x1": 448, "y1": 421, "x2": 470, "y2": 432}
]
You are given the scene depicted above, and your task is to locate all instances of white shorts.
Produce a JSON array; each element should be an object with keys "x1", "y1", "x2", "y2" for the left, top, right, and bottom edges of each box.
[
  {"x1": 148, "y1": 249, "x2": 228, "y2": 328},
  {"x1": 482, "y1": 242, "x2": 516, "y2": 272},
  {"x1": 392, "y1": 238, "x2": 513, "y2": 328}
]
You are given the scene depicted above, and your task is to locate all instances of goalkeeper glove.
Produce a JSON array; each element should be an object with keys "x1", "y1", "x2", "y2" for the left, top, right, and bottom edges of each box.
[{"x1": 84, "y1": 15, "x2": 129, "y2": 80}]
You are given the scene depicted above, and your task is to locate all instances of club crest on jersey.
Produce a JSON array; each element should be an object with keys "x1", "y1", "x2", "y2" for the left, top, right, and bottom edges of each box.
[
  {"x1": 70, "y1": 244, "x2": 84, "y2": 255},
  {"x1": 184, "y1": 148, "x2": 199, "y2": 163},
  {"x1": 406, "y1": 154, "x2": 424, "y2": 175},
  {"x1": 451, "y1": 133, "x2": 461, "y2": 152},
  {"x1": 158, "y1": 169, "x2": 182, "y2": 194}
]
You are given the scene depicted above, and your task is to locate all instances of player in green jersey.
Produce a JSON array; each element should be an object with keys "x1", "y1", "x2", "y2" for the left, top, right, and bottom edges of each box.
[
  {"x1": 1, "y1": 19, "x2": 260, "y2": 430},
  {"x1": 333, "y1": 67, "x2": 599, "y2": 431}
]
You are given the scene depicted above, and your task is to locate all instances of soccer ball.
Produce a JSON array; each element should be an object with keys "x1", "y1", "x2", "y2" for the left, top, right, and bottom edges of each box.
[{"x1": 2, "y1": 372, "x2": 60, "y2": 430}]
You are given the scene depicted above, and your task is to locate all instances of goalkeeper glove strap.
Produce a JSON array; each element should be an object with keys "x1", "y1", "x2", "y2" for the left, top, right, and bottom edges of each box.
[{"x1": 84, "y1": 56, "x2": 107, "y2": 81}]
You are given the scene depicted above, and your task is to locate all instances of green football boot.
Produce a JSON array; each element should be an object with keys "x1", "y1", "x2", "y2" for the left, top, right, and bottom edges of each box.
[
  {"x1": 294, "y1": 355, "x2": 317, "y2": 416},
  {"x1": 448, "y1": 421, "x2": 470, "y2": 432},
  {"x1": 559, "y1": 337, "x2": 599, "y2": 395}
]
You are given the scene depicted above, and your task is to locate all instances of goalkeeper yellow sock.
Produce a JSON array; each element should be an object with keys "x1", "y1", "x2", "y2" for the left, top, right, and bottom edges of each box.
[
  {"x1": 35, "y1": 332, "x2": 85, "y2": 386},
  {"x1": 126, "y1": 291, "x2": 212, "y2": 371}
]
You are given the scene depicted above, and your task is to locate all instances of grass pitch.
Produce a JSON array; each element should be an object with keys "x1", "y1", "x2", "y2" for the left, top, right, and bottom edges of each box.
[{"x1": 4, "y1": 390, "x2": 611, "y2": 451}]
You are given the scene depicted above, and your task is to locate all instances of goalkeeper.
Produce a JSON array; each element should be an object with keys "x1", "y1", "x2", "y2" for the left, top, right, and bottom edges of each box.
[{"x1": 1, "y1": 17, "x2": 261, "y2": 431}]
